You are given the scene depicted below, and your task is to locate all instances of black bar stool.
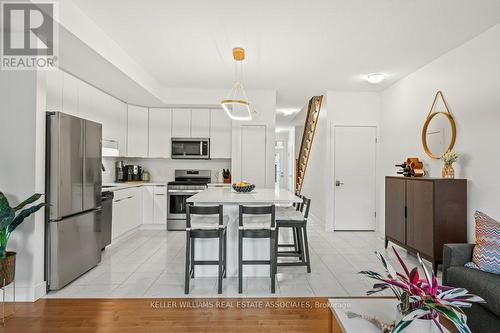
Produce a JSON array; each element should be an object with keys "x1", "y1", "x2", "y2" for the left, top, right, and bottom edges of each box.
[
  {"x1": 185, "y1": 204, "x2": 227, "y2": 294},
  {"x1": 276, "y1": 196, "x2": 312, "y2": 273},
  {"x1": 238, "y1": 205, "x2": 277, "y2": 294}
]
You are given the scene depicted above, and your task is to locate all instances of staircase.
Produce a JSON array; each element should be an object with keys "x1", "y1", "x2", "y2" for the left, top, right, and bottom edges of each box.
[{"x1": 295, "y1": 95, "x2": 323, "y2": 194}]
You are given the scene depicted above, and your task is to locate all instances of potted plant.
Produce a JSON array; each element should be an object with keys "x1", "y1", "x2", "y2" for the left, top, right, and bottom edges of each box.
[
  {"x1": 441, "y1": 150, "x2": 459, "y2": 179},
  {"x1": 0, "y1": 192, "x2": 44, "y2": 287},
  {"x1": 359, "y1": 247, "x2": 485, "y2": 333}
]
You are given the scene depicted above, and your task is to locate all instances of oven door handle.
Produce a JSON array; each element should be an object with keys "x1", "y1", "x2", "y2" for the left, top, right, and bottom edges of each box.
[{"x1": 168, "y1": 190, "x2": 203, "y2": 194}]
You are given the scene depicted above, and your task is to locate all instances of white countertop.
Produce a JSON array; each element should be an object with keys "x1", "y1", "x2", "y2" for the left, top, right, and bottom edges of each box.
[
  {"x1": 329, "y1": 298, "x2": 398, "y2": 333},
  {"x1": 102, "y1": 182, "x2": 168, "y2": 192},
  {"x1": 187, "y1": 187, "x2": 301, "y2": 204}
]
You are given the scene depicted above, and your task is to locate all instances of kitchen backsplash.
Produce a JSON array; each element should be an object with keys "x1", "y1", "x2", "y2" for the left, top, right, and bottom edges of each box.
[{"x1": 102, "y1": 157, "x2": 231, "y2": 183}]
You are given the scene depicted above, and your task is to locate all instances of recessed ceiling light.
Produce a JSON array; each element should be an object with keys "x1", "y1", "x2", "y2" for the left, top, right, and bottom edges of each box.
[
  {"x1": 366, "y1": 73, "x2": 386, "y2": 84},
  {"x1": 277, "y1": 108, "x2": 301, "y2": 116}
]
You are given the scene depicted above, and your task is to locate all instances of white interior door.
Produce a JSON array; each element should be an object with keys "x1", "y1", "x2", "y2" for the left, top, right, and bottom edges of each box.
[
  {"x1": 334, "y1": 126, "x2": 376, "y2": 230},
  {"x1": 241, "y1": 125, "x2": 266, "y2": 187}
]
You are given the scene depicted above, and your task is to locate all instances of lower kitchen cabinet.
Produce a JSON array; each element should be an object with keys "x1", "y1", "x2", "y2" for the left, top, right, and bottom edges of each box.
[
  {"x1": 111, "y1": 187, "x2": 142, "y2": 240},
  {"x1": 142, "y1": 185, "x2": 167, "y2": 226}
]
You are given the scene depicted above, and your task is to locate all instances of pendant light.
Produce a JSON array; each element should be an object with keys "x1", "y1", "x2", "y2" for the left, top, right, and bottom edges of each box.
[{"x1": 221, "y1": 47, "x2": 254, "y2": 121}]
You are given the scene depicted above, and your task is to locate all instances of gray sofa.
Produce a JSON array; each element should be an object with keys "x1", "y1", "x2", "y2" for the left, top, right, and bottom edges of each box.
[{"x1": 443, "y1": 244, "x2": 500, "y2": 333}]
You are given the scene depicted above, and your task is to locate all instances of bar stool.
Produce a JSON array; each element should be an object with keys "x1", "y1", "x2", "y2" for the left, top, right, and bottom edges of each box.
[
  {"x1": 238, "y1": 205, "x2": 277, "y2": 294},
  {"x1": 276, "y1": 196, "x2": 312, "y2": 273},
  {"x1": 185, "y1": 204, "x2": 227, "y2": 294}
]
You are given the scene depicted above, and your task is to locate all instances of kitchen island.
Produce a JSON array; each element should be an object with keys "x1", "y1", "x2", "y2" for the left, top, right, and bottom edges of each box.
[{"x1": 187, "y1": 187, "x2": 301, "y2": 277}]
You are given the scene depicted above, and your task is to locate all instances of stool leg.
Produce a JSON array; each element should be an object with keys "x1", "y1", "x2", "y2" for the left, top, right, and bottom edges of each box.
[
  {"x1": 238, "y1": 230, "x2": 243, "y2": 294},
  {"x1": 223, "y1": 229, "x2": 227, "y2": 278},
  {"x1": 218, "y1": 229, "x2": 223, "y2": 294},
  {"x1": 270, "y1": 230, "x2": 276, "y2": 294},
  {"x1": 296, "y1": 227, "x2": 303, "y2": 259},
  {"x1": 298, "y1": 226, "x2": 306, "y2": 265},
  {"x1": 293, "y1": 227, "x2": 299, "y2": 253},
  {"x1": 303, "y1": 225, "x2": 311, "y2": 273},
  {"x1": 184, "y1": 232, "x2": 191, "y2": 294},
  {"x1": 190, "y1": 237, "x2": 195, "y2": 278}
]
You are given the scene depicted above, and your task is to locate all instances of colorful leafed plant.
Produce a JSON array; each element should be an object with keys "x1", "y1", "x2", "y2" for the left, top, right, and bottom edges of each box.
[{"x1": 359, "y1": 247, "x2": 485, "y2": 333}]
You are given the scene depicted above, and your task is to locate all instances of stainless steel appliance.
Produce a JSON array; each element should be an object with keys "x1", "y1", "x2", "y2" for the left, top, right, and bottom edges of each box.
[
  {"x1": 45, "y1": 112, "x2": 103, "y2": 290},
  {"x1": 171, "y1": 138, "x2": 210, "y2": 159},
  {"x1": 100, "y1": 191, "x2": 114, "y2": 250},
  {"x1": 124, "y1": 164, "x2": 142, "y2": 181},
  {"x1": 167, "y1": 170, "x2": 211, "y2": 230},
  {"x1": 115, "y1": 160, "x2": 125, "y2": 182}
]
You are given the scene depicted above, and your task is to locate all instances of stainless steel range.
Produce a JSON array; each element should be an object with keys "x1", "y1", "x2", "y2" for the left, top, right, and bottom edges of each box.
[{"x1": 167, "y1": 170, "x2": 211, "y2": 230}]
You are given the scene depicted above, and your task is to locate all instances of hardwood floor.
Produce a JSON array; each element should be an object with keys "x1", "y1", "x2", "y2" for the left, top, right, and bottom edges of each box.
[{"x1": 2, "y1": 298, "x2": 332, "y2": 333}]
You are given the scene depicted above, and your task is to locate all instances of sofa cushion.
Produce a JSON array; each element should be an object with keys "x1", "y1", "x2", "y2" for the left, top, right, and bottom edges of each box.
[
  {"x1": 446, "y1": 266, "x2": 500, "y2": 317},
  {"x1": 468, "y1": 211, "x2": 500, "y2": 274}
]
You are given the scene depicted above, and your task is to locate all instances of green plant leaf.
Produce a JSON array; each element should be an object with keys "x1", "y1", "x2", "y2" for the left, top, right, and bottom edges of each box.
[
  {"x1": 0, "y1": 193, "x2": 15, "y2": 230},
  {"x1": 8, "y1": 203, "x2": 45, "y2": 233},
  {"x1": 13, "y1": 193, "x2": 42, "y2": 211},
  {"x1": 425, "y1": 302, "x2": 471, "y2": 333}
]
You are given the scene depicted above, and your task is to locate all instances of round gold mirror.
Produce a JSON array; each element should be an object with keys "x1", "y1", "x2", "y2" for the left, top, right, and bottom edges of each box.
[{"x1": 422, "y1": 111, "x2": 456, "y2": 159}]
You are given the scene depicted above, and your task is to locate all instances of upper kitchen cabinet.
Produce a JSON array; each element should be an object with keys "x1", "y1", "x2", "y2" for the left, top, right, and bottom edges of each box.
[
  {"x1": 101, "y1": 93, "x2": 127, "y2": 155},
  {"x1": 79, "y1": 80, "x2": 127, "y2": 156},
  {"x1": 127, "y1": 105, "x2": 149, "y2": 157},
  {"x1": 149, "y1": 108, "x2": 172, "y2": 158},
  {"x1": 191, "y1": 109, "x2": 210, "y2": 138},
  {"x1": 210, "y1": 109, "x2": 232, "y2": 158},
  {"x1": 172, "y1": 109, "x2": 191, "y2": 137},
  {"x1": 46, "y1": 68, "x2": 63, "y2": 112}
]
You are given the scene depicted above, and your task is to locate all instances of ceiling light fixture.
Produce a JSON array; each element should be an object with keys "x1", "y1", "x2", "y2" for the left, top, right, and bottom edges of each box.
[
  {"x1": 277, "y1": 108, "x2": 301, "y2": 116},
  {"x1": 221, "y1": 47, "x2": 255, "y2": 121},
  {"x1": 366, "y1": 73, "x2": 386, "y2": 84}
]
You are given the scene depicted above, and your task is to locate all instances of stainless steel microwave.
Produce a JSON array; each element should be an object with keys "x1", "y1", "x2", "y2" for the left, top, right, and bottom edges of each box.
[{"x1": 171, "y1": 138, "x2": 210, "y2": 159}]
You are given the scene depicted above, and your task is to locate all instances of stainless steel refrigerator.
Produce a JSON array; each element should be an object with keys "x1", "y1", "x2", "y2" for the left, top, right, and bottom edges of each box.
[{"x1": 45, "y1": 112, "x2": 102, "y2": 290}]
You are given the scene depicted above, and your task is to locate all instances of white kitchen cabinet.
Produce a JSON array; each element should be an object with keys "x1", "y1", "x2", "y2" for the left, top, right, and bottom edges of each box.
[
  {"x1": 191, "y1": 109, "x2": 210, "y2": 138},
  {"x1": 148, "y1": 108, "x2": 172, "y2": 157},
  {"x1": 172, "y1": 109, "x2": 191, "y2": 137},
  {"x1": 46, "y1": 68, "x2": 63, "y2": 112},
  {"x1": 241, "y1": 125, "x2": 267, "y2": 187},
  {"x1": 153, "y1": 186, "x2": 167, "y2": 224},
  {"x1": 127, "y1": 105, "x2": 149, "y2": 157},
  {"x1": 142, "y1": 186, "x2": 154, "y2": 224},
  {"x1": 62, "y1": 72, "x2": 79, "y2": 117},
  {"x1": 112, "y1": 187, "x2": 142, "y2": 239},
  {"x1": 210, "y1": 109, "x2": 232, "y2": 158}
]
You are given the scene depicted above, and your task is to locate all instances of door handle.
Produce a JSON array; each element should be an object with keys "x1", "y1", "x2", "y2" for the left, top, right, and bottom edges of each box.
[{"x1": 335, "y1": 180, "x2": 344, "y2": 187}]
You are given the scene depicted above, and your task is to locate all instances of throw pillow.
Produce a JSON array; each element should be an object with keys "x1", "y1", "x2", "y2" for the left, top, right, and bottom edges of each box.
[{"x1": 467, "y1": 211, "x2": 500, "y2": 275}]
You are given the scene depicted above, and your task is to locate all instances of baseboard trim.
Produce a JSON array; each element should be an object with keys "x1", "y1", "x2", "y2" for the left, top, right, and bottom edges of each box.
[
  {"x1": 139, "y1": 224, "x2": 168, "y2": 230},
  {"x1": 6, "y1": 281, "x2": 47, "y2": 302}
]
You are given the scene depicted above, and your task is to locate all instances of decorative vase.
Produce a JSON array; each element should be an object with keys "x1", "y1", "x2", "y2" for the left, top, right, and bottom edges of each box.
[
  {"x1": 0, "y1": 252, "x2": 16, "y2": 287},
  {"x1": 403, "y1": 318, "x2": 449, "y2": 333},
  {"x1": 396, "y1": 305, "x2": 451, "y2": 333},
  {"x1": 442, "y1": 163, "x2": 455, "y2": 179}
]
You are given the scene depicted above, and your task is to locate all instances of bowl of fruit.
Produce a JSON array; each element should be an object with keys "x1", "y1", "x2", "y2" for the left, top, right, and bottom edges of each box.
[{"x1": 232, "y1": 181, "x2": 255, "y2": 193}]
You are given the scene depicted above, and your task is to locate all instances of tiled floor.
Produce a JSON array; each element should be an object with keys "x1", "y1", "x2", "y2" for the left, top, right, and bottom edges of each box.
[{"x1": 45, "y1": 219, "x2": 435, "y2": 298}]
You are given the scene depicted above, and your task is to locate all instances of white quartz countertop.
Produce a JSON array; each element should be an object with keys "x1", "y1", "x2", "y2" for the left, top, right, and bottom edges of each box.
[
  {"x1": 187, "y1": 187, "x2": 301, "y2": 204},
  {"x1": 102, "y1": 182, "x2": 168, "y2": 192}
]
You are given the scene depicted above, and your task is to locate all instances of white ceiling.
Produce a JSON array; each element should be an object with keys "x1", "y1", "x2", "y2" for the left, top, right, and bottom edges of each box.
[{"x1": 72, "y1": 0, "x2": 500, "y2": 110}]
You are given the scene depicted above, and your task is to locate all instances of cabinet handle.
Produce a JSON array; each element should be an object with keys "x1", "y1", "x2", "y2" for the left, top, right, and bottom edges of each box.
[
  {"x1": 155, "y1": 193, "x2": 166, "y2": 196},
  {"x1": 404, "y1": 206, "x2": 407, "y2": 218}
]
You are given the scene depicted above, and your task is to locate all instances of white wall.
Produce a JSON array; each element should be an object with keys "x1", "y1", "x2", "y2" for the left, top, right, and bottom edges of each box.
[
  {"x1": 0, "y1": 71, "x2": 46, "y2": 301},
  {"x1": 378, "y1": 23, "x2": 500, "y2": 240}
]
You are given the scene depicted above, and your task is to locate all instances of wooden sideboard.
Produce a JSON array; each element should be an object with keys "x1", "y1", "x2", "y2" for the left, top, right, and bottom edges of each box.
[{"x1": 385, "y1": 176, "x2": 467, "y2": 273}]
